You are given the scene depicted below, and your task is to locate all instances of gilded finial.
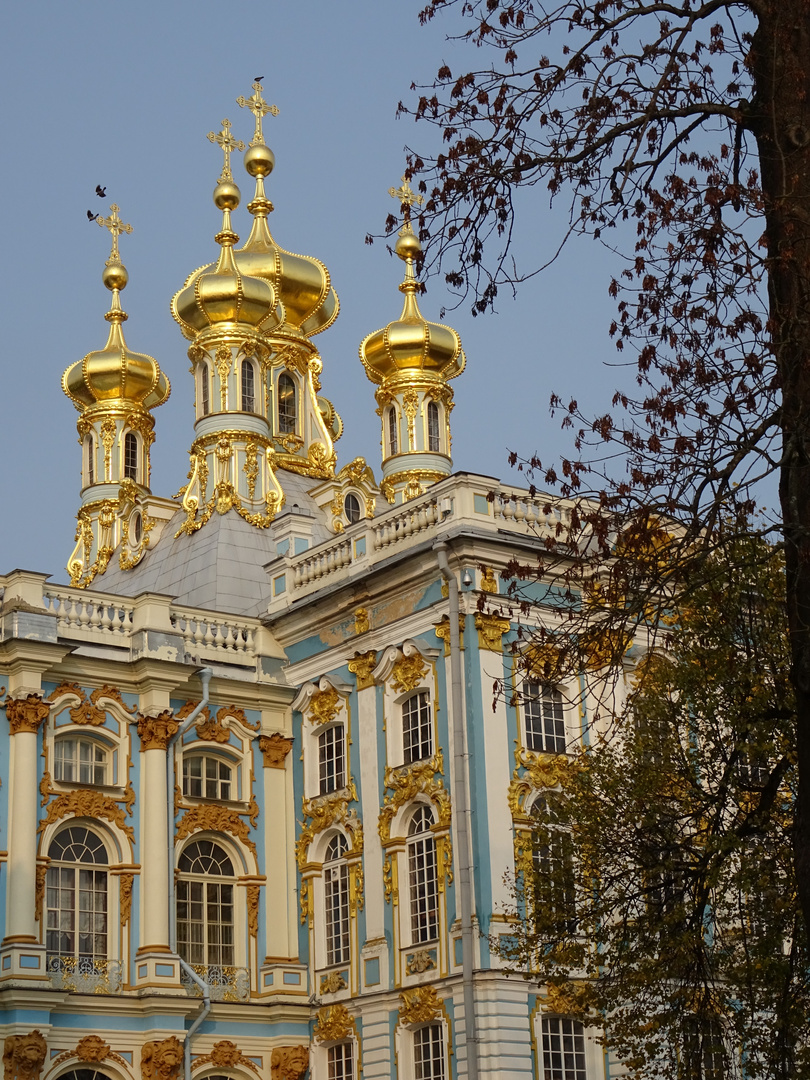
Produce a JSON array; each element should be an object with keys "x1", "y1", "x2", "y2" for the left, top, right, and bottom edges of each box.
[
  {"x1": 237, "y1": 82, "x2": 279, "y2": 147},
  {"x1": 207, "y1": 119, "x2": 245, "y2": 183},
  {"x1": 96, "y1": 204, "x2": 133, "y2": 267},
  {"x1": 388, "y1": 176, "x2": 424, "y2": 219},
  {"x1": 388, "y1": 178, "x2": 423, "y2": 271}
]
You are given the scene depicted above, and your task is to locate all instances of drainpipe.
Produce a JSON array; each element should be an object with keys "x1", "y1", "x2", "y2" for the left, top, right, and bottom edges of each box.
[
  {"x1": 434, "y1": 542, "x2": 479, "y2": 1080},
  {"x1": 166, "y1": 667, "x2": 213, "y2": 1080}
]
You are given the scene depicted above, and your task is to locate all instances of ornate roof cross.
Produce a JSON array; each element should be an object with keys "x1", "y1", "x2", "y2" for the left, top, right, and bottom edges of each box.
[
  {"x1": 207, "y1": 118, "x2": 245, "y2": 182},
  {"x1": 96, "y1": 204, "x2": 133, "y2": 264},
  {"x1": 237, "y1": 82, "x2": 279, "y2": 146},
  {"x1": 389, "y1": 176, "x2": 424, "y2": 219}
]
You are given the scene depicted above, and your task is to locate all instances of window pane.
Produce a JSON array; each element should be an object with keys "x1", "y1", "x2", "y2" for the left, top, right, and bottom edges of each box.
[
  {"x1": 409, "y1": 829, "x2": 439, "y2": 943},
  {"x1": 278, "y1": 375, "x2": 297, "y2": 434},
  {"x1": 319, "y1": 726, "x2": 346, "y2": 795},
  {"x1": 325, "y1": 861, "x2": 351, "y2": 966},
  {"x1": 541, "y1": 1018, "x2": 587, "y2": 1080},
  {"x1": 403, "y1": 692, "x2": 432, "y2": 764},
  {"x1": 124, "y1": 432, "x2": 138, "y2": 481},
  {"x1": 427, "y1": 402, "x2": 440, "y2": 452},
  {"x1": 328, "y1": 1044, "x2": 353, "y2": 1080},
  {"x1": 524, "y1": 683, "x2": 567, "y2": 754},
  {"x1": 414, "y1": 1024, "x2": 445, "y2": 1080},
  {"x1": 388, "y1": 407, "x2": 398, "y2": 455},
  {"x1": 242, "y1": 360, "x2": 255, "y2": 413}
]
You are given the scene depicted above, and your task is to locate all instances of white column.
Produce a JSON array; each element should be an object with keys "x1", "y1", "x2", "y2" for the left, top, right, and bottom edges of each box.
[
  {"x1": 259, "y1": 732, "x2": 294, "y2": 959},
  {"x1": 137, "y1": 712, "x2": 177, "y2": 954}
]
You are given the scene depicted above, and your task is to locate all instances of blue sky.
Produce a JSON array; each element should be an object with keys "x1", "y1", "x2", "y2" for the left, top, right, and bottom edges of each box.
[{"x1": 0, "y1": 0, "x2": 622, "y2": 576}]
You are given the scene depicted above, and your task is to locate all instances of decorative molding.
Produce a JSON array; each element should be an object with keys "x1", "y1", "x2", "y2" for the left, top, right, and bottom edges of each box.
[
  {"x1": 6, "y1": 695, "x2": 49, "y2": 735},
  {"x1": 34, "y1": 864, "x2": 47, "y2": 924},
  {"x1": 406, "y1": 949, "x2": 436, "y2": 974},
  {"x1": 269, "y1": 1046, "x2": 309, "y2": 1080},
  {"x1": 308, "y1": 687, "x2": 340, "y2": 726},
  {"x1": 141, "y1": 1037, "x2": 183, "y2": 1080},
  {"x1": 378, "y1": 752, "x2": 451, "y2": 843},
  {"x1": 434, "y1": 614, "x2": 465, "y2": 656},
  {"x1": 320, "y1": 970, "x2": 347, "y2": 994},
  {"x1": 292, "y1": 676, "x2": 352, "y2": 722},
  {"x1": 175, "y1": 805, "x2": 256, "y2": 855},
  {"x1": 137, "y1": 711, "x2": 178, "y2": 750},
  {"x1": 299, "y1": 878, "x2": 313, "y2": 927},
  {"x1": 297, "y1": 784, "x2": 361, "y2": 868},
  {"x1": 259, "y1": 732, "x2": 294, "y2": 769},
  {"x1": 399, "y1": 985, "x2": 443, "y2": 1025},
  {"x1": 354, "y1": 607, "x2": 370, "y2": 635},
  {"x1": 75, "y1": 1036, "x2": 110, "y2": 1063},
  {"x1": 38, "y1": 789, "x2": 134, "y2": 840},
  {"x1": 119, "y1": 872, "x2": 134, "y2": 927},
  {"x1": 314, "y1": 1003, "x2": 356, "y2": 1043},
  {"x1": 247, "y1": 884, "x2": 260, "y2": 938},
  {"x1": 391, "y1": 652, "x2": 427, "y2": 693},
  {"x1": 347, "y1": 650, "x2": 378, "y2": 691},
  {"x1": 3, "y1": 1032, "x2": 47, "y2": 1080},
  {"x1": 474, "y1": 612, "x2": 512, "y2": 652},
  {"x1": 372, "y1": 641, "x2": 440, "y2": 689},
  {"x1": 508, "y1": 745, "x2": 578, "y2": 819},
  {"x1": 48, "y1": 683, "x2": 137, "y2": 725},
  {"x1": 480, "y1": 566, "x2": 498, "y2": 593},
  {"x1": 193, "y1": 1043, "x2": 260, "y2": 1077}
]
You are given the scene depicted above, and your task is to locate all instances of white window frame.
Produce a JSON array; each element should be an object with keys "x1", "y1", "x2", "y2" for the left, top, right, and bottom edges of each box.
[
  {"x1": 324, "y1": 834, "x2": 351, "y2": 968},
  {"x1": 182, "y1": 751, "x2": 237, "y2": 801},
  {"x1": 318, "y1": 723, "x2": 347, "y2": 796},
  {"x1": 402, "y1": 691, "x2": 433, "y2": 765},
  {"x1": 241, "y1": 358, "x2": 257, "y2": 413},
  {"x1": 426, "y1": 401, "x2": 441, "y2": 453},
  {"x1": 407, "y1": 805, "x2": 440, "y2": 945},
  {"x1": 523, "y1": 682, "x2": 569, "y2": 755},
  {"x1": 176, "y1": 837, "x2": 240, "y2": 969},
  {"x1": 278, "y1": 373, "x2": 297, "y2": 434},
  {"x1": 53, "y1": 733, "x2": 111, "y2": 786},
  {"x1": 46, "y1": 825, "x2": 110, "y2": 965}
]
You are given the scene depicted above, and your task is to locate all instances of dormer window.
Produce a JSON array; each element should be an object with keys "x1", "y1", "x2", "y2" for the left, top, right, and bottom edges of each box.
[
  {"x1": 427, "y1": 401, "x2": 440, "y2": 452},
  {"x1": 344, "y1": 493, "x2": 361, "y2": 525},
  {"x1": 278, "y1": 374, "x2": 297, "y2": 434},
  {"x1": 241, "y1": 359, "x2": 256, "y2": 413},
  {"x1": 54, "y1": 736, "x2": 109, "y2": 786},
  {"x1": 124, "y1": 432, "x2": 138, "y2": 481}
]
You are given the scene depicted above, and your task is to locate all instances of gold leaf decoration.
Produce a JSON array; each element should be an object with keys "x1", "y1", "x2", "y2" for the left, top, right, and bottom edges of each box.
[
  {"x1": 175, "y1": 805, "x2": 256, "y2": 855},
  {"x1": 348, "y1": 650, "x2": 377, "y2": 690},
  {"x1": 320, "y1": 971, "x2": 347, "y2": 994},
  {"x1": 307, "y1": 687, "x2": 341, "y2": 726},
  {"x1": 399, "y1": 985, "x2": 443, "y2": 1025},
  {"x1": 390, "y1": 653, "x2": 427, "y2": 694},
  {"x1": 314, "y1": 1004, "x2": 355, "y2": 1043},
  {"x1": 378, "y1": 753, "x2": 450, "y2": 843},
  {"x1": 38, "y1": 789, "x2": 134, "y2": 840},
  {"x1": 259, "y1": 733, "x2": 294, "y2": 768}
]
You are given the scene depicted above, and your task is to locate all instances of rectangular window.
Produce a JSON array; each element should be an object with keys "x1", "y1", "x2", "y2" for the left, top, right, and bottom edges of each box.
[
  {"x1": 46, "y1": 866, "x2": 107, "y2": 960},
  {"x1": 327, "y1": 1044, "x2": 353, "y2": 1080},
  {"x1": 54, "y1": 738, "x2": 107, "y2": 785},
  {"x1": 541, "y1": 1017, "x2": 587, "y2": 1080},
  {"x1": 680, "y1": 1018, "x2": 727, "y2": 1080},
  {"x1": 319, "y1": 726, "x2": 346, "y2": 795},
  {"x1": 414, "y1": 1023, "x2": 445, "y2": 1080},
  {"x1": 427, "y1": 402, "x2": 441, "y2": 452},
  {"x1": 403, "y1": 692, "x2": 433, "y2": 764},
  {"x1": 176, "y1": 880, "x2": 234, "y2": 966},
  {"x1": 524, "y1": 683, "x2": 567, "y2": 754},
  {"x1": 409, "y1": 835, "x2": 439, "y2": 943},
  {"x1": 182, "y1": 755, "x2": 232, "y2": 801},
  {"x1": 324, "y1": 862, "x2": 351, "y2": 966}
]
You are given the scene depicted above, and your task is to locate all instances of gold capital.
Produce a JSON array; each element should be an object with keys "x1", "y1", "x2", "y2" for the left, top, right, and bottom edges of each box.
[
  {"x1": 6, "y1": 694, "x2": 50, "y2": 735},
  {"x1": 207, "y1": 118, "x2": 245, "y2": 182},
  {"x1": 137, "y1": 711, "x2": 178, "y2": 750},
  {"x1": 237, "y1": 82, "x2": 279, "y2": 146},
  {"x1": 258, "y1": 732, "x2": 294, "y2": 769}
]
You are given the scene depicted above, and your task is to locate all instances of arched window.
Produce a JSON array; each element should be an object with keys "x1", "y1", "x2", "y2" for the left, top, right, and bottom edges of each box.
[
  {"x1": 540, "y1": 1017, "x2": 587, "y2": 1080},
  {"x1": 319, "y1": 725, "x2": 346, "y2": 796},
  {"x1": 344, "y1": 493, "x2": 361, "y2": 525},
  {"x1": 327, "y1": 1045, "x2": 354, "y2": 1080},
  {"x1": 324, "y1": 834, "x2": 350, "y2": 967},
  {"x1": 241, "y1": 359, "x2": 256, "y2": 413},
  {"x1": 278, "y1": 374, "x2": 297, "y2": 434},
  {"x1": 86, "y1": 436, "x2": 95, "y2": 486},
  {"x1": 177, "y1": 839, "x2": 235, "y2": 966},
  {"x1": 201, "y1": 365, "x2": 210, "y2": 416},
  {"x1": 54, "y1": 735, "x2": 108, "y2": 785},
  {"x1": 58, "y1": 1071, "x2": 117, "y2": 1080},
  {"x1": 46, "y1": 826, "x2": 108, "y2": 962},
  {"x1": 531, "y1": 796, "x2": 576, "y2": 933},
  {"x1": 124, "y1": 432, "x2": 138, "y2": 481},
  {"x1": 403, "y1": 691, "x2": 432, "y2": 765},
  {"x1": 427, "y1": 401, "x2": 441, "y2": 453},
  {"x1": 414, "y1": 1022, "x2": 446, "y2": 1080},
  {"x1": 408, "y1": 805, "x2": 439, "y2": 944},
  {"x1": 524, "y1": 682, "x2": 567, "y2": 754},
  {"x1": 183, "y1": 754, "x2": 233, "y2": 801},
  {"x1": 388, "y1": 406, "x2": 398, "y2": 455}
]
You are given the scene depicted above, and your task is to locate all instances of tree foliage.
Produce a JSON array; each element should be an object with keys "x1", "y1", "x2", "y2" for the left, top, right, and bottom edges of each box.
[
  {"x1": 500, "y1": 537, "x2": 808, "y2": 1078},
  {"x1": 404, "y1": 0, "x2": 810, "y2": 938}
]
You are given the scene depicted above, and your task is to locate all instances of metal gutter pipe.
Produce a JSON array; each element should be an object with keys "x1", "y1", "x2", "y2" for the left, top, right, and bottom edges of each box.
[
  {"x1": 434, "y1": 542, "x2": 479, "y2": 1080},
  {"x1": 165, "y1": 666, "x2": 213, "y2": 1080}
]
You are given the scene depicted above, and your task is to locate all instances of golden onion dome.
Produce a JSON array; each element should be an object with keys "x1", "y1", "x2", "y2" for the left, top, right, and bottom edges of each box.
[
  {"x1": 63, "y1": 208, "x2": 170, "y2": 412},
  {"x1": 171, "y1": 170, "x2": 281, "y2": 341},
  {"x1": 359, "y1": 222, "x2": 465, "y2": 385}
]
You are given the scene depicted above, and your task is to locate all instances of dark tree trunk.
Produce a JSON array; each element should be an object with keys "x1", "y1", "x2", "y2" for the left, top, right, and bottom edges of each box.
[{"x1": 751, "y1": 0, "x2": 810, "y2": 931}]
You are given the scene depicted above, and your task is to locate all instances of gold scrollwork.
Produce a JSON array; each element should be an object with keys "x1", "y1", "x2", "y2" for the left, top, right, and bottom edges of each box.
[
  {"x1": 434, "y1": 614, "x2": 465, "y2": 656},
  {"x1": 119, "y1": 872, "x2": 134, "y2": 927},
  {"x1": 306, "y1": 686, "x2": 341, "y2": 727},
  {"x1": 348, "y1": 650, "x2": 377, "y2": 691},
  {"x1": 390, "y1": 652, "x2": 427, "y2": 694},
  {"x1": 299, "y1": 878, "x2": 313, "y2": 927},
  {"x1": 34, "y1": 864, "x2": 47, "y2": 924},
  {"x1": 259, "y1": 733, "x2": 294, "y2": 768},
  {"x1": 399, "y1": 985, "x2": 443, "y2": 1025},
  {"x1": 314, "y1": 1003, "x2": 356, "y2": 1043},
  {"x1": 137, "y1": 711, "x2": 179, "y2": 750},
  {"x1": 354, "y1": 607, "x2": 370, "y2": 635},
  {"x1": 406, "y1": 949, "x2": 436, "y2": 975},
  {"x1": 175, "y1": 805, "x2": 257, "y2": 855},
  {"x1": 474, "y1": 612, "x2": 512, "y2": 653},
  {"x1": 247, "y1": 884, "x2": 260, "y2": 938},
  {"x1": 320, "y1": 971, "x2": 347, "y2": 994},
  {"x1": 296, "y1": 783, "x2": 360, "y2": 869},
  {"x1": 269, "y1": 1046, "x2": 309, "y2": 1080},
  {"x1": 379, "y1": 753, "x2": 450, "y2": 843},
  {"x1": 6, "y1": 695, "x2": 50, "y2": 735},
  {"x1": 38, "y1": 789, "x2": 134, "y2": 840}
]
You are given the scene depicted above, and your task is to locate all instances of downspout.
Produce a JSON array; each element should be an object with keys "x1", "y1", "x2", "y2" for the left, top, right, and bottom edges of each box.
[
  {"x1": 434, "y1": 542, "x2": 479, "y2": 1080},
  {"x1": 166, "y1": 666, "x2": 213, "y2": 1080}
]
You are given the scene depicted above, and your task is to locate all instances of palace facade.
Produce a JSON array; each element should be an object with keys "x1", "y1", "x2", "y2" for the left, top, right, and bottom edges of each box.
[{"x1": 0, "y1": 84, "x2": 611, "y2": 1080}]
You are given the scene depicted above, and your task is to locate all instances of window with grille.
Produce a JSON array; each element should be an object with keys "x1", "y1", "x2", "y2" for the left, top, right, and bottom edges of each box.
[
  {"x1": 541, "y1": 1017, "x2": 587, "y2": 1080},
  {"x1": 241, "y1": 360, "x2": 256, "y2": 413},
  {"x1": 427, "y1": 401, "x2": 441, "y2": 452},
  {"x1": 201, "y1": 365, "x2": 210, "y2": 415},
  {"x1": 324, "y1": 834, "x2": 350, "y2": 967},
  {"x1": 278, "y1": 374, "x2": 297, "y2": 433},
  {"x1": 54, "y1": 736, "x2": 108, "y2": 785},
  {"x1": 524, "y1": 682, "x2": 567, "y2": 754},
  {"x1": 176, "y1": 839, "x2": 235, "y2": 966},
  {"x1": 531, "y1": 797, "x2": 576, "y2": 933},
  {"x1": 182, "y1": 754, "x2": 233, "y2": 800},
  {"x1": 388, "y1": 407, "x2": 398, "y2": 455},
  {"x1": 680, "y1": 1018, "x2": 727, "y2": 1080},
  {"x1": 327, "y1": 1044, "x2": 353, "y2": 1080},
  {"x1": 403, "y1": 691, "x2": 432, "y2": 765},
  {"x1": 414, "y1": 1023, "x2": 445, "y2": 1080},
  {"x1": 123, "y1": 432, "x2": 138, "y2": 481},
  {"x1": 319, "y1": 725, "x2": 346, "y2": 795},
  {"x1": 408, "y1": 805, "x2": 439, "y2": 943},
  {"x1": 46, "y1": 826, "x2": 108, "y2": 961}
]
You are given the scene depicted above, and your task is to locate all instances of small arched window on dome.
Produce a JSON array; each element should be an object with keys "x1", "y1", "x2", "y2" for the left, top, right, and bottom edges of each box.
[
  {"x1": 123, "y1": 432, "x2": 138, "y2": 482},
  {"x1": 241, "y1": 359, "x2": 256, "y2": 413},
  {"x1": 344, "y1": 493, "x2": 361, "y2": 525},
  {"x1": 201, "y1": 365, "x2": 210, "y2": 416},
  {"x1": 427, "y1": 401, "x2": 441, "y2": 453},
  {"x1": 86, "y1": 435, "x2": 95, "y2": 486},
  {"x1": 388, "y1": 406, "x2": 398, "y2": 456},
  {"x1": 278, "y1": 374, "x2": 297, "y2": 434}
]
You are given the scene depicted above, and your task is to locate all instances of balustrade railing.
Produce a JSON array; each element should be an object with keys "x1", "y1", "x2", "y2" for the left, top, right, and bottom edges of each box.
[
  {"x1": 43, "y1": 589, "x2": 134, "y2": 639},
  {"x1": 170, "y1": 610, "x2": 257, "y2": 662},
  {"x1": 372, "y1": 492, "x2": 443, "y2": 553},
  {"x1": 292, "y1": 538, "x2": 352, "y2": 589},
  {"x1": 47, "y1": 955, "x2": 123, "y2": 994},
  {"x1": 181, "y1": 963, "x2": 250, "y2": 1001}
]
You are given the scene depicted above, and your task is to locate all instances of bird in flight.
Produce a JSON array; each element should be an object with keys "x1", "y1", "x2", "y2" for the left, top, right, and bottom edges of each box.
[
  {"x1": 95, "y1": 185, "x2": 106, "y2": 197},
  {"x1": 86, "y1": 210, "x2": 99, "y2": 222},
  {"x1": 254, "y1": 75, "x2": 264, "y2": 83}
]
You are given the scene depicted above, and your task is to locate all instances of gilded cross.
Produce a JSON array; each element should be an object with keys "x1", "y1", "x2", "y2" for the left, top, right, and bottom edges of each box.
[
  {"x1": 388, "y1": 176, "x2": 424, "y2": 217},
  {"x1": 207, "y1": 118, "x2": 245, "y2": 182},
  {"x1": 96, "y1": 204, "x2": 133, "y2": 263},
  {"x1": 236, "y1": 82, "x2": 279, "y2": 146}
]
